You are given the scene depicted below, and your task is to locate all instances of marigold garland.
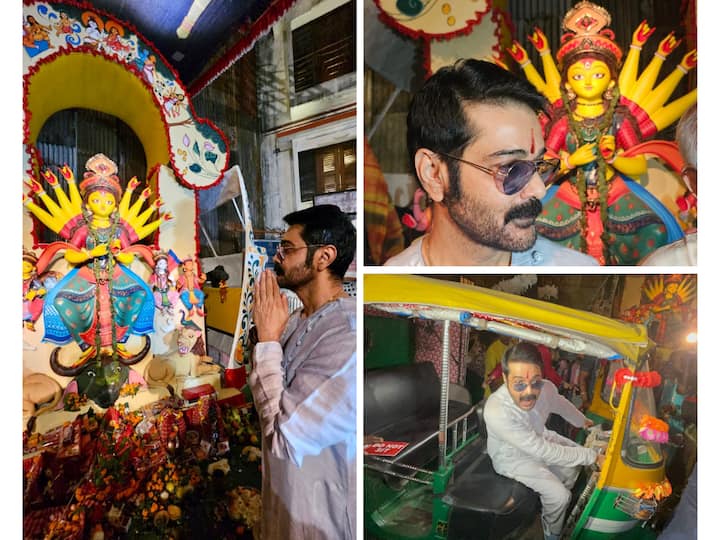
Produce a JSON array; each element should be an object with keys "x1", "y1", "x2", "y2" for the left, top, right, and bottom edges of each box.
[{"x1": 633, "y1": 478, "x2": 672, "y2": 500}]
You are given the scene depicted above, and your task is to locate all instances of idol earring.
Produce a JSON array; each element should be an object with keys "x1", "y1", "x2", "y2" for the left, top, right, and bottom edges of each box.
[
  {"x1": 564, "y1": 84, "x2": 576, "y2": 101},
  {"x1": 604, "y1": 81, "x2": 616, "y2": 100}
]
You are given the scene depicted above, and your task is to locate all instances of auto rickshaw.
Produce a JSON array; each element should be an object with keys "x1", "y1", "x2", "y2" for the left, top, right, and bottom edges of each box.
[{"x1": 364, "y1": 274, "x2": 671, "y2": 540}]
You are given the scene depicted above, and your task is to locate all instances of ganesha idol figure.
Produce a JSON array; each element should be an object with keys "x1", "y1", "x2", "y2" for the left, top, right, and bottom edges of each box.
[
  {"x1": 508, "y1": 1, "x2": 696, "y2": 264},
  {"x1": 23, "y1": 153, "x2": 172, "y2": 371}
]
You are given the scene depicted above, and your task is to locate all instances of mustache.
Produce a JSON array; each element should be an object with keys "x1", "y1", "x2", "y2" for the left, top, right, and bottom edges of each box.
[
  {"x1": 504, "y1": 197, "x2": 542, "y2": 224},
  {"x1": 519, "y1": 394, "x2": 537, "y2": 402},
  {"x1": 273, "y1": 262, "x2": 284, "y2": 276}
]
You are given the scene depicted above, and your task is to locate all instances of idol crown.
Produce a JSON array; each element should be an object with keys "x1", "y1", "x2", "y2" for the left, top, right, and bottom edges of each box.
[
  {"x1": 557, "y1": 1, "x2": 622, "y2": 70},
  {"x1": 79, "y1": 153, "x2": 123, "y2": 200}
]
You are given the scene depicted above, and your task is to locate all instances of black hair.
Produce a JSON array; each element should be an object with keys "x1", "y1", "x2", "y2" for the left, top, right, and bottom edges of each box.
[
  {"x1": 406, "y1": 59, "x2": 548, "y2": 187},
  {"x1": 501, "y1": 342, "x2": 543, "y2": 376},
  {"x1": 283, "y1": 204, "x2": 356, "y2": 280}
]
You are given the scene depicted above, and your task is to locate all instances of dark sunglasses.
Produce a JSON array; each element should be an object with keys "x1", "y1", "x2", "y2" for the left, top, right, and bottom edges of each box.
[
  {"x1": 511, "y1": 379, "x2": 544, "y2": 392},
  {"x1": 436, "y1": 152, "x2": 560, "y2": 195}
]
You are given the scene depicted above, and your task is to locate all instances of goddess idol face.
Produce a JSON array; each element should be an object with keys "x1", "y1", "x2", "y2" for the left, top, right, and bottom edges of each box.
[
  {"x1": 86, "y1": 189, "x2": 117, "y2": 218},
  {"x1": 566, "y1": 59, "x2": 612, "y2": 101}
]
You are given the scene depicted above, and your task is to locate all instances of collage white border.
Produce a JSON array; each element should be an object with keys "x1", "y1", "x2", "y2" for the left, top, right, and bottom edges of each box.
[{"x1": 3, "y1": 0, "x2": 716, "y2": 538}]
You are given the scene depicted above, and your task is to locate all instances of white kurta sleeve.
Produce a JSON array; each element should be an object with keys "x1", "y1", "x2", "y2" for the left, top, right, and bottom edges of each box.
[
  {"x1": 249, "y1": 314, "x2": 356, "y2": 468},
  {"x1": 485, "y1": 398, "x2": 597, "y2": 468},
  {"x1": 545, "y1": 381, "x2": 589, "y2": 428}
]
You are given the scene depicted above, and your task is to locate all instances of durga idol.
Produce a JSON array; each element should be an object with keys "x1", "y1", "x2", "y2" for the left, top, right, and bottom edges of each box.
[{"x1": 508, "y1": 1, "x2": 696, "y2": 264}]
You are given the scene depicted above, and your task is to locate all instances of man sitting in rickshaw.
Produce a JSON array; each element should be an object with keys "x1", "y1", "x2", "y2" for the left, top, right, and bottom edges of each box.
[{"x1": 484, "y1": 343, "x2": 605, "y2": 540}]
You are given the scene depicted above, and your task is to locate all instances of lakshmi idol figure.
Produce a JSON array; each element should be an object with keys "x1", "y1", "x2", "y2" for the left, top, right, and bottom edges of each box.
[
  {"x1": 508, "y1": 1, "x2": 696, "y2": 264},
  {"x1": 23, "y1": 154, "x2": 171, "y2": 365}
]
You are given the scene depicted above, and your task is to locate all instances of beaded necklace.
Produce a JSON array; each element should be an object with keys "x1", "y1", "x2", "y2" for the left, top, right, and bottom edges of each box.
[
  {"x1": 561, "y1": 84, "x2": 620, "y2": 260},
  {"x1": 86, "y1": 210, "x2": 120, "y2": 362}
]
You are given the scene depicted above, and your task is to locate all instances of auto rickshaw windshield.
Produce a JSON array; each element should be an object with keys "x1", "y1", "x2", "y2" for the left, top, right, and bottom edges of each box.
[{"x1": 622, "y1": 384, "x2": 664, "y2": 468}]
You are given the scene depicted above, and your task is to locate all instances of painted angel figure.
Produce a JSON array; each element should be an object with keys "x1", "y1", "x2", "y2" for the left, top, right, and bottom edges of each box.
[
  {"x1": 507, "y1": 1, "x2": 696, "y2": 265},
  {"x1": 23, "y1": 153, "x2": 172, "y2": 365}
]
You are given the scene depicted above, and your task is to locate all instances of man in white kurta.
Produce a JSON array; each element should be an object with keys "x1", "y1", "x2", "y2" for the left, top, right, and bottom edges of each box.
[
  {"x1": 484, "y1": 343, "x2": 601, "y2": 540},
  {"x1": 249, "y1": 205, "x2": 357, "y2": 539}
]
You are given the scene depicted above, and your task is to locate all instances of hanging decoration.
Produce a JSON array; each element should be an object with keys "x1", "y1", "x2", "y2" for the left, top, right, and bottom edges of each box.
[
  {"x1": 374, "y1": 0, "x2": 490, "y2": 40},
  {"x1": 632, "y1": 479, "x2": 673, "y2": 501},
  {"x1": 613, "y1": 368, "x2": 662, "y2": 388},
  {"x1": 373, "y1": 0, "x2": 512, "y2": 78},
  {"x1": 638, "y1": 414, "x2": 670, "y2": 443}
]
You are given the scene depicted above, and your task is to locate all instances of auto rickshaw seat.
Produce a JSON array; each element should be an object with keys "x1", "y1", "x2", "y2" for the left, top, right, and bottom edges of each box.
[
  {"x1": 442, "y1": 451, "x2": 539, "y2": 514},
  {"x1": 364, "y1": 362, "x2": 477, "y2": 469},
  {"x1": 441, "y1": 406, "x2": 540, "y2": 539}
]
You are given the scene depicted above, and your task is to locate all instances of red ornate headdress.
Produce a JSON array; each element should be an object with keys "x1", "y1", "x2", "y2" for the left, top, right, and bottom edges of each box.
[
  {"x1": 556, "y1": 1, "x2": 623, "y2": 74},
  {"x1": 79, "y1": 153, "x2": 123, "y2": 201}
]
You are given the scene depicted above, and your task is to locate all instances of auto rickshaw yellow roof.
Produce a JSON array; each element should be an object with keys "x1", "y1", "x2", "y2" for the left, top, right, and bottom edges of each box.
[{"x1": 364, "y1": 274, "x2": 648, "y2": 362}]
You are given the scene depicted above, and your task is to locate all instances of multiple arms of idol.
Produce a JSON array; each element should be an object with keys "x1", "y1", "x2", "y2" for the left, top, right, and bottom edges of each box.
[{"x1": 23, "y1": 165, "x2": 172, "y2": 265}]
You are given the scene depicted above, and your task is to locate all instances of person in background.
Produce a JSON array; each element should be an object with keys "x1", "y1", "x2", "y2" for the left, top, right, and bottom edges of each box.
[
  {"x1": 364, "y1": 138, "x2": 404, "y2": 265},
  {"x1": 577, "y1": 354, "x2": 595, "y2": 412},
  {"x1": 483, "y1": 335, "x2": 512, "y2": 398},
  {"x1": 250, "y1": 204, "x2": 357, "y2": 539},
  {"x1": 657, "y1": 465, "x2": 697, "y2": 540},
  {"x1": 642, "y1": 103, "x2": 697, "y2": 265}
]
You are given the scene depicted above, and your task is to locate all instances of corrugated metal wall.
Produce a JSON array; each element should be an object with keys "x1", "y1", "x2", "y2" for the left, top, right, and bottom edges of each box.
[
  {"x1": 34, "y1": 109, "x2": 147, "y2": 243},
  {"x1": 36, "y1": 109, "x2": 147, "y2": 187}
]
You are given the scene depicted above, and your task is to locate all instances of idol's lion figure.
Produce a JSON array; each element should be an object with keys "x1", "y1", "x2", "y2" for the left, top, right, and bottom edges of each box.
[{"x1": 145, "y1": 315, "x2": 221, "y2": 389}]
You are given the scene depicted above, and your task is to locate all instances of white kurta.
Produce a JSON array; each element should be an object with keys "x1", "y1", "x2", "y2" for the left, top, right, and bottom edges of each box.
[
  {"x1": 249, "y1": 297, "x2": 356, "y2": 539},
  {"x1": 484, "y1": 380, "x2": 597, "y2": 537}
]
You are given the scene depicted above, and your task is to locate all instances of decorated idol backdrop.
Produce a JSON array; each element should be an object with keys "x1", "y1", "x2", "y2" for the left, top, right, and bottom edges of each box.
[
  {"x1": 367, "y1": 1, "x2": 696, "y2": 265},
  {"x1": 620, "y1": 274, "x2": 696, "y2": 348},
  {"x1": 22, "y1": 0, "x2": 265, "y2": 430}
]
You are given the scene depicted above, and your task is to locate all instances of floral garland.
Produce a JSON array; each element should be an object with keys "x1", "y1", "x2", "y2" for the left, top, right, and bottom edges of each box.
[
  {"x1": 85, "y1": 210, "x2": 120, "y2": 362},
  {"x1": 633, "y1": 478, "x2": 672, "y2": 501},
  {"x1": 562, "y1": 84, "x2": 620, "y2": 260}
]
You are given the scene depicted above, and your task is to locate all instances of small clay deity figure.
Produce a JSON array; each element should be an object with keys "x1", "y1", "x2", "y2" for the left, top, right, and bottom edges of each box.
[
  {"x1": 177, "y1": 257, "x2": 206, "y2": 317},
  {"x1": 150, "y1": 251, "x2": 179, "y2": 314}
]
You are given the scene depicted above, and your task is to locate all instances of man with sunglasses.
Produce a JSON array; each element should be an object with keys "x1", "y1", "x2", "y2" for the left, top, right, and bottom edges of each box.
[
  {"x1": 384, "y1": 59, "x2": 597, "y2": 266},
  {"x1": 249, "y1": 204, "x2": 357, "y2": 539},
  {"x1": 484, "y1": 343, "x2": 603, "y2": 540}
]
